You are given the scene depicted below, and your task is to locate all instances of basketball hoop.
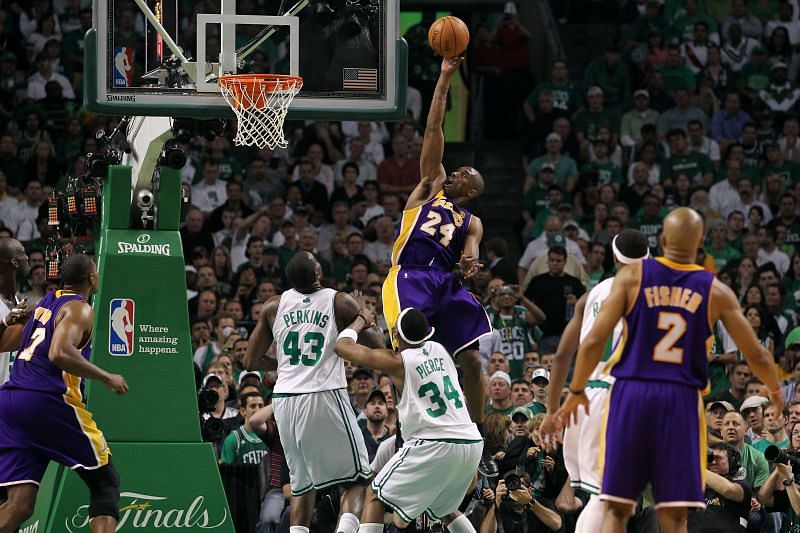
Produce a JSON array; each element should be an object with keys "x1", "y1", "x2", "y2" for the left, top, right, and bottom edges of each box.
[{"x1": 219, "y1": 74, "x2": 303, "y2": 149}]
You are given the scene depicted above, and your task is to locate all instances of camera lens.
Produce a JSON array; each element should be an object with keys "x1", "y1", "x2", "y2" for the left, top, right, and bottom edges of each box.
[{"x1": 505, "y1": 473, "x2": 521, "y2": 491}]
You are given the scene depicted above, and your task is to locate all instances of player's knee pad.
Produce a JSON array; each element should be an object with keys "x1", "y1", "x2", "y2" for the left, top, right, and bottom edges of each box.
[{"x1": 78, "y1": 462, "x2": 121, "y2": 520}]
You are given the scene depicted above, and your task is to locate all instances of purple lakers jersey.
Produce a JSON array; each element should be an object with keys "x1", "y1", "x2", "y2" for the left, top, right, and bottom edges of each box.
[
  {"x1": 608, "y1": 258, "x2": 714, "y2": 389},
  {"x1": 392, "y1": 192, "x2": 473, "y2": 270},
  {"x1": 6, "y1": 291, "x2": 91, "y2": 395}
]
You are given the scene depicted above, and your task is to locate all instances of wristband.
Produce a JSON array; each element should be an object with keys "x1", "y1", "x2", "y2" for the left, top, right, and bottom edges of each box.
[
  {"x1": 784, "y1": 479, "x2": 794, "y2": 487},
  {"x1": 337, "y1": 329, "x2": 358, "y2": 342},
  {"x1": 2, "y1": 316, "x2": 8, "y2": 327}
]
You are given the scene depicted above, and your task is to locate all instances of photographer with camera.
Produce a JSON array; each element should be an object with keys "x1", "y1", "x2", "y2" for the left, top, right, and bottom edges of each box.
[
  {"x1": 757, "y1": 445, "x2": 800, "y2": 532},
  {"x1": 688, "y1": 443, "x2": 751, "y2": 532},
  {"x1": 492, "y1": 471, "x2": 561, "y2": 533}
]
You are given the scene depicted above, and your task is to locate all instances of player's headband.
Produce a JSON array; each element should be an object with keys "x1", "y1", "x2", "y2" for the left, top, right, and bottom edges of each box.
[
  {"x1": 397, "y1": 308, "x2": 436, "y2": 345},
  {"x1": 612, "y1": 234, "x2": 650, "y2": 265}
]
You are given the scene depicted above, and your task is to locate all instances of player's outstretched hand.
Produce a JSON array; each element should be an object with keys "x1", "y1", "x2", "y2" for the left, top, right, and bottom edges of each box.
[
  {"x1": 539, "y1": 413, "x2": 563, "y2": 452},
  {"x1": 440, "y1": 56, "x2": 463, "y2": 77},
  {"x1": 555, "y1": 391, "x2": 590, "y2": 428},
  {"x1": 104, "y1": 374, "x2": 129, "y2": 396},
  {"x1": 460, "y1": 255, "x2": 478, "y2": 279}
]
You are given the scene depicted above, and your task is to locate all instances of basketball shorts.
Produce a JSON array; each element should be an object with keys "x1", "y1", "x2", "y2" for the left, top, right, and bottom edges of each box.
[
  {"x1": 0, "y1": 388, "x2": 110, "y2": 486},
  {"x1": 372, "y1": 438, "x2": 481, "y2": 523},
  {"x1": 600, "y1": 379, "x2": 706, "y2": 508},
  {"x1": 273, "y1": 388, "x2": 371, "y2": 496},
  {"x1": 383, "y1": 266, "x2": 491, "y2": 355},
  {"x1": 563, "y1": 380, "x2": 611, "y2": 495}
]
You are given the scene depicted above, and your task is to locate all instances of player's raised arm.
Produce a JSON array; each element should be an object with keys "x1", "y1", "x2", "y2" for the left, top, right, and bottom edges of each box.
[
  {"x1": 334, "y1": 291, "x2": 386, "y2": 349},
  {"x1": 406, "y1": 58, "x2": 462, "y2": 210},
  {"x1": 712, "y1": 279, "x2": 783, "y2": 410},
  {"x1": 335, "y1": 311, "x2": 405, "y2": 386},
  {"x1": 546, "y1": 294, "x2": 587, "y2": 415},
  {"x1": 244, "y1": 296, "x2": 279, "y2": 370},
  {"x1": 49, "y1": 301, "x2": 128, "y2": 395}
]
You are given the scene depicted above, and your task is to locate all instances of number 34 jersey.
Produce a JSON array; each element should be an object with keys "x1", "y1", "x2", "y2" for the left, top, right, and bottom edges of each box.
[
  {"x1": 272, "y1": 288, "x2": 344, "y2": 394},
  {"x1": 398, "y1": 341, "x2": 481, "y2": 441},
  {"x1": 392, "y1": 192, "x2": 473, "y2": 270},
  {"x1": 606, "y1": 257, "x2": 714, "y2": 390}
]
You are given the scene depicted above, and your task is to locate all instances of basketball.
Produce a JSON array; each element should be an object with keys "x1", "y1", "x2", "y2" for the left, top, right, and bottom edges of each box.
[{"x1": 427, "y1": 16, "x2": 470, "y2": 58}]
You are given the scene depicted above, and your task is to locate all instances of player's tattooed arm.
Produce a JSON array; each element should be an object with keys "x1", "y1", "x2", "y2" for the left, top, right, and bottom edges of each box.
[{"x1": 244, "y1": 295, "x2": 280, "y2": 370}]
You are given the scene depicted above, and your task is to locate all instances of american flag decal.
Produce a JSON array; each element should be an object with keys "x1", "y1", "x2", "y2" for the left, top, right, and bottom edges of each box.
[{"x1": 343, "y1": 68, "x2": 377, "y2": 91}]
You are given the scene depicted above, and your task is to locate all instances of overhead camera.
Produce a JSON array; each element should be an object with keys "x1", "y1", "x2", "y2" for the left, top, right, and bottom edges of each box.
[
  {"x1": 170, "y1": 118, "x2": 227, "y2": 144},
  {"x1": 160, "y1": 139, "x2": 186, "y2": 170},
  {"x1": 136, "y1": 189, "x2": 154, "y2": 211}
]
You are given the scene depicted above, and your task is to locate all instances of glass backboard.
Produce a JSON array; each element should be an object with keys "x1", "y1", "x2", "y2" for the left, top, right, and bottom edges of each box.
[{"x1": 85, "y1": 0, "x2": 407, "y2": 120}]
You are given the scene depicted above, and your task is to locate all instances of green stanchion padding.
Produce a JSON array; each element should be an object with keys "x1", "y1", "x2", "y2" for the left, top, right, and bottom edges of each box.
[
  {"x1": 19, "y1": 164, "x2": 233, "y2": 531},
  {"x1": 19, "y1": 443, "x2": 233, "y2": 532}
]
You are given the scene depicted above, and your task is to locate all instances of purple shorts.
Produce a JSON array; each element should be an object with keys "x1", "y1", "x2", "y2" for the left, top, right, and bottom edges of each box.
[
  {"x1": 382, "y1": 266, "x2": 491, "y2": 355},
  {"x1": 600, "y1": 379, "x2": 706, "y2": 508},
  {"x1": 0, "y1": 387, "x2": 110, "y2": 486}
]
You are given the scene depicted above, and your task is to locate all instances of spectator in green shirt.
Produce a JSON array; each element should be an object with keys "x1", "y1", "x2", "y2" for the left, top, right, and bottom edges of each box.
[
  {"x1": 723, "y1": 410, "x2": 770, "y2": 490},
  {"x1": 526, "y1": 133, "x2": 579, "y2": 194},
  {"x1": 621, "y1": 89, "x2": 660, "y2": 148},
  {"x1": 662, "y1": 128, "x2": 715, "y2": 187},
  {"x1": 738, "y1": 46, "x2": 772, "y2": 105},
  {"x1": 523, "y1": 59, "x2": 584, "y2": 116},
  {"x1": 220, "y1": 392, "x2": 269, "y2": 465},
  {"x1": 583, "y1": 49, "x2": 631, "y2": 111},
  {"x1": 657, "y1": 45, "x2": 698, "y2": 94},
  {"x1": 574, "y1": 87, "x2": 620, "y2": 157}
]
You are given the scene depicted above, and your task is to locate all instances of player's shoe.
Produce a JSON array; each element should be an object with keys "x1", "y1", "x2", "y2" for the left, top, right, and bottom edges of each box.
[{"x1": 478, "y1": 455, "x2": 499, "y2": 478}]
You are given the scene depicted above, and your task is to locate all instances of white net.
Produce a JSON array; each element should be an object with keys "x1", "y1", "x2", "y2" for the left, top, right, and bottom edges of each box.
[{"x1": 219, "y1": 75, "x2": 303, "y2": 149}]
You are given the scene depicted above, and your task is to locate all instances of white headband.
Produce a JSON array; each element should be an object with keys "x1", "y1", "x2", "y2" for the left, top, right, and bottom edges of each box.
[
  {"x1": 612, "y1": 234, "x2": 650, "y2": 265},
  {"x1": 397, "y1": 308, "x2": 436, "y2": 345}
]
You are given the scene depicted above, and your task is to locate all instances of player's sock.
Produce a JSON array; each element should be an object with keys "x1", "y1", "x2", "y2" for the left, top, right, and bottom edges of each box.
[
  {"x1": 337, "y1": 512, "x2": 360, "y2": 533},
  {"x1": 575, "y1": 495, "x2": 605, "y2": 533},
  {"x1": 290, "y1": 526, "x2": 310, "y2": 533},
  {"x1": 358, "y1": 523, "x2": 383, "y2": 533},
  {"x1": 446, "y1": 514, "x2": 475, "y2": 533}
]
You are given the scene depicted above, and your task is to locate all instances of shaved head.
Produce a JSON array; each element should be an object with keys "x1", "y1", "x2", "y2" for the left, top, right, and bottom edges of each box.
[
  {"x1": 661, "y1": 207, "x2": 704, "y2": 258},
  {"x1": 466, "y1": 167, "x2": 484, "y2": 197},
  {"x1": 285, "y1": 251, "x2": 321, "y2": 291},
  {"x1": 0, "y1": 238, "x2": 29, "y2": 278}
]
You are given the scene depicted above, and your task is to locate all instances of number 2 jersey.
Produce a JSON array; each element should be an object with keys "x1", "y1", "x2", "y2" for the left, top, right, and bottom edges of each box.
[
  {"x1": 4, "y1": 290, "x2": 91, "y2": 396},
  {"x1": 392, "y1": 192, "x2": 472, "y2": 270},
  {"x1": 606, "y1": 257, "x2": 714, "y2": 390},
  {"x1": 397, "y1": 340, "x2": 481, "y2": 441},
  {"x1": 272, "y1": 287, "x2": 344, "y2": 394}
]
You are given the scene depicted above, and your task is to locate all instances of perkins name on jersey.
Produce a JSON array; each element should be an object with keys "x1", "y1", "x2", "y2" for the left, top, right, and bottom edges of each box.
[
  {"x1": 281, "y1": 309, "x2": 330, "y2": 328},
  {"x1": 643, "y1": 286, "x2": 704, "y2": 313}
]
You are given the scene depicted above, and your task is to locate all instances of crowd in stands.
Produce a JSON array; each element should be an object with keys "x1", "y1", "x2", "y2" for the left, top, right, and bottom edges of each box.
[{"x1": 10, "y1": 0, "x2": 800, "y2": 531}]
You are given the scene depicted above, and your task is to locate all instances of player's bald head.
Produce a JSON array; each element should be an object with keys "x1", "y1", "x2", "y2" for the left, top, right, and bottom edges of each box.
[
  {"x1": 465, "y1": 167, "x2": 484, "y2": 197},
  {"x1": 0, "y1": 238, "x2": 24, "y2": 261},
  {"x1": 660, "y1": 207, "x2": 704, "y2": 257},
  {"x1": 285, "y1": 251, "x2": 321, "y2": 291}
]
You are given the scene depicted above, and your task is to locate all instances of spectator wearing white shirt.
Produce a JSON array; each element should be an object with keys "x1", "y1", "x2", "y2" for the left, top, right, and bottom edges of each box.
[
  {"x1": 6, "y1": 180, "x2": 44, "y2": 242},
  {"x1": 758, "y1": 225, "x2": 791, "y2": 275},
  {"x1": 26, "y1": 53, "x2": 75, "y2": 101},
  {"x1": 0, "y1": 174, "x2": 18, "y2": 226},
  {"x1": 688, "y1": 119, "x2": 721, "y2": 168},
  {"x1": 19, "y1": 0, "x2": 63, "y2": 39},
  {"x1": 721, "y1": 23, "x2": 758, "y2": 73},
  {"x1": 359, "y1": 180, "x2": 384, "y2": 226},
  {"x1": 517, "y1": 216, "x2": 586, "y2": 283},
  {"x1": 191, "y1": 159, "x2": 228, "y2": 215},
  {"x1": 722, "y1": 0, "x2": 764, "y2": 40},
  {"x1": 680, "y1": 22, "x2": 711, "y2": 74},
  {"x1": 345, "y1": 122, "x2": 385, "y2": 166},
  {"x1": 710, "y1": 159, "x2": 743, "y2": 214},
  {"x1": 779, "y1": 116, "x2": 800, "y2": 165},
  {"x1": 764, "y1": 2, "x2": 800, "y2": 45},
  {"x1": 727, "y1": 178, "x2": 773, "y2": 224},
  {"x1": 363, "y1": 216, "x2": 394, "y2": 275},
  {"x1": 334, "y1": 138, "x2": 377, "y2": 186}
]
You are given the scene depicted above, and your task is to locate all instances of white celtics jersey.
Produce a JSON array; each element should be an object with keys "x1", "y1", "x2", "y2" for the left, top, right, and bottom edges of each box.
[
  {"x1": 0, "y1": 298, "x2": 12, "y2": 385},
  {"x1": 580, "y1": 277, "x2": 620, "y2": 382},
  {"x1": 272, "y1": 288, "x2": 345, "y2": 394},
  {"x1": 397, "y1": 341, "x2": 481, "y2": 441}
]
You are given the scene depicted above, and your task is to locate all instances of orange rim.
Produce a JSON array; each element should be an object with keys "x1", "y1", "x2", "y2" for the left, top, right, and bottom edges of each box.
[{"x1": 219, "y1": 74, "x2": 302, "y2": 107}]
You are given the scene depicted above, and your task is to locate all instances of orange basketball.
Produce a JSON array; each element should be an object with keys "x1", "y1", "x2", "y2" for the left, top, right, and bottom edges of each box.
[{"x1": 427, "y1": 16, "x2": 470, "y2": 58}]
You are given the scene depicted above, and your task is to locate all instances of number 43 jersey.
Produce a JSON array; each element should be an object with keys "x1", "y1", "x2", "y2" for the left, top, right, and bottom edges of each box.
[
  {"x1": 398, "y1": 341, "x2": 481, "y2": 441},
  {"x1": 272, "y1": 288, "x2": 345, "y2": 394},
  {"x1": 606, "y1": 257, "x2": 714, "y2": 390}
]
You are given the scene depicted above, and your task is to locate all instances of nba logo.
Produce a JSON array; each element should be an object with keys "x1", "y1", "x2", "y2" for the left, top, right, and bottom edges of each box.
[
  {"x1": 113, "y1": 46, "x2": 134, "y2": 87},
  {"x1": 109, "y1": 299, "x2": 135, "y2": 356}
]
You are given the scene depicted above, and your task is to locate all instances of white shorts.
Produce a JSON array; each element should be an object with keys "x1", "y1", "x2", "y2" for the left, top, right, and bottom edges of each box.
[
  {"x1": 372, "y1": 439, "x2": 481, "y2": 523},
  {"x1": 563, "y1": 382, "x2": 610, "y2": 495},
  {"x1": 273, "y1": 389, "x2": 371, "y2": 495}
]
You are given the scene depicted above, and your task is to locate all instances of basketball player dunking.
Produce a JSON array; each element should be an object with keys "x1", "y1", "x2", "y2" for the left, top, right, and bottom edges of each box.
[
  {"x1": 382, "y1": 56, "x2": 491, "y2": 425},
  {"x1": 557, "y1": 208, "x2": 783, "y2": 533}
]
